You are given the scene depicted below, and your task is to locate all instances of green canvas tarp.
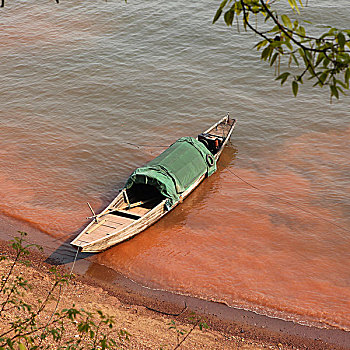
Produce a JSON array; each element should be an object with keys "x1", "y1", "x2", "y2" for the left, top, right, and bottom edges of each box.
[{"x1": 124, "y1": 137, "x2": 217, "y2": 208}]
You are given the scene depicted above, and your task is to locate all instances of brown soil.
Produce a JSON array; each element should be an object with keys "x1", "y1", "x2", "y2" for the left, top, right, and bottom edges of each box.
[{"x1": 0, "y1": 239, "x2": 349, "y2": 350}]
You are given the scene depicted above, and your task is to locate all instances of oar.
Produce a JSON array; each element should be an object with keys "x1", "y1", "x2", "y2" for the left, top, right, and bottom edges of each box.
[
  {"x1": 122, "y1": 189, "x2": 131, "y2": 209},
  {"x1": 86, "y1": 202, "x2": 99, "y2": 223}
]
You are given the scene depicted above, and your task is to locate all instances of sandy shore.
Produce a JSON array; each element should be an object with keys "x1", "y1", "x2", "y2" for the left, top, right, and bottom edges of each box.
[{"x1": 1, "y1": 239, "x2": 349, "y2": 350}]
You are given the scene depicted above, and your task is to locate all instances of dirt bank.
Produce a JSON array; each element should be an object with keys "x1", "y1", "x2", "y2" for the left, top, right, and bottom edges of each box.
[{"x1": 1, "y1": 239, "x2": 349, "y2": 350}]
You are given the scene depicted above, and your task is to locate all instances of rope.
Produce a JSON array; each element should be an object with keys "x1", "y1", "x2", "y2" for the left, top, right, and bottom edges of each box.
[
  {"x1": 68, "y1": 246, "x2": 80, "y2": 279},
  {"x1": 226, "y1": 167, "x2": 350, "y2": 233}
]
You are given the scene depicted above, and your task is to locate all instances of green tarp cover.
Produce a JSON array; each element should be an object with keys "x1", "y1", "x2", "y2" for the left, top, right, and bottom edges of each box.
[{"x1": 125, "y1": 137, "x2": 216, "y2": 208}]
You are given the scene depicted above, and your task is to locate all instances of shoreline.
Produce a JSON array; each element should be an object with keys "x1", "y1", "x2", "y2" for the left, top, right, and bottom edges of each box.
[
  {"x1": 76, "y1": 259, "x2": 350, "y2": 350},
  {"x1": 1, "y1": 236, "x2": 348, "y2": 350}
]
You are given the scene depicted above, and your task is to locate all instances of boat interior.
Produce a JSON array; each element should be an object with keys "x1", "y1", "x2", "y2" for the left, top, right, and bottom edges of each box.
[
  {"x1": 114, "y1": 184, "x2": 165, "y2": 217},
  {"x1": 71, "y1": 184, "x2": 164, "y2": 247},
  {"x1": 197, "y1": 117, "x2": 234, "y2": 155}
]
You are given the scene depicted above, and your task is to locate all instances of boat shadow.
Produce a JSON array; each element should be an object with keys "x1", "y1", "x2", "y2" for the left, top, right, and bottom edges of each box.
[{"x1": 44, "y1": 235, "x2": 95, "y2": 266}]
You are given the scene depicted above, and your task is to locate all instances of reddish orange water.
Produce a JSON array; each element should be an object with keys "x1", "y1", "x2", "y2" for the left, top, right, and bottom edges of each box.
[
  {"x1": 0, "y1": 124, "x2": 99, "y2": 237},
  {"x1": 96, "y1": 128, "x2": 350, "y2": 330},
  {"x1": 1, "y1": 124, "x2": 349, "y2": 329}
]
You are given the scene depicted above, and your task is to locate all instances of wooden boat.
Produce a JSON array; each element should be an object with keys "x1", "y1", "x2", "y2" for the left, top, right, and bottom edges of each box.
[{"x1": 71, "y1": 113, "x2": 236, "y2": 252}]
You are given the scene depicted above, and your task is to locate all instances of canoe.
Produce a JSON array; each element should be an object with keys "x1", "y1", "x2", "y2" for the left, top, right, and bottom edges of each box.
[{"x1": 71, "y1": 114, "x2": 236, "y2": 252}]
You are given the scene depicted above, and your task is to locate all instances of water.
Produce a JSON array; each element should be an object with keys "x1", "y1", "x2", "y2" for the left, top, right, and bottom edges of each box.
[{"x1": 1, "y1": 0, "x2": 349, "y2": 330}]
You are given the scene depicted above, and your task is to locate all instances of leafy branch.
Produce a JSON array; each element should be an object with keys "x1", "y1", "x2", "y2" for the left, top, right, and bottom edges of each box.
[
  {"x1": 0, "y1": 232, "x2": 130, "y2": 349},
  {"x1": 213, "y1": 0, "x2": 350, "y2": 100},
  {"x1": 165, "y1": 314, "x2": 209, "y2": 350}
]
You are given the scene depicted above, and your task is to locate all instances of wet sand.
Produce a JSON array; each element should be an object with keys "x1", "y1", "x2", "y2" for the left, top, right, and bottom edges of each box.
[
  {"x1": 1, "y1": 238, "x2": 349, "y2": 350},
  {"x1": 77, "y1": 261, "x2": 350, "y2": 350}
]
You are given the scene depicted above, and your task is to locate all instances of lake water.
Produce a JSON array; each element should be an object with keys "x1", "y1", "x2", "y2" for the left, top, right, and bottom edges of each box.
[{"x1": 1, "y1": 0, "x2": 349, "y2": 330}]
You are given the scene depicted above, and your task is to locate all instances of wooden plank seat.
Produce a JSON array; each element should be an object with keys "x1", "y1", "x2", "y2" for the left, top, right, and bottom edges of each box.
[{"x1": 205, "y1": 133, "x2": 225, "y2": 139}]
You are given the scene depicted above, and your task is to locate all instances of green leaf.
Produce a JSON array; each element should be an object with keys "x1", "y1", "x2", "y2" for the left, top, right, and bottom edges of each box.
[
  {"x1": 337, "y1": 32, "x2": 346, "y2": 49},
  {"x1": 270, "y1": 24, "x2": 280, "y2": 33},
  {"x1": 270, "y1": 42, "x2": 282, "y2": 50},
  {"x1": 213, "y1": 8, "x2": 223, "y2": 24},
  {"x1": 336, "y1": 82, "x2": 345, "y2": 93},
  {"x1": 336, "y1": 79, "x2": 347, "y2": 89},
  {"x1": 323, "y1": 57, "x2": 330, "y2": 68},
  {"x1": 234, "y1": 0, "x2": 242, "y2": 15},
  {"x1": 284, "y1": 40, "x2": 293, "y2": 51},
  {"x1": 287, "y1": 0, "x2": 300, "y2": 14},
  {"x1": 254, "y1": 39, "x2": 268, "y2": 50},
  {"x1": 291, "y1": 53, "x2": 299, "y2": 66},
  {"x1": 276, "y1": 72, "x2": 290, "y2": 84},
  {"x1": 224, "y1": 9, "x2": 234, "y2": 26},
  {"x1": 213, "y1": 0, "x2": 228, "y2": 24},
  {"x1": 199, "y1": 321, "x2": 209, "y2": 330},
  {"x1": 281, "y1": 15, "x2": 292, "y2": 30},
  {"x1": 287, "y1": 0, "x2": 295, "y2": 9},
  {"x1": 292, "y1": 80, "x2": 299, "y2": 96},
  {"x1": 243, "y1": 12, "x2": 250, "y2": 30},
  {"x1": 315, "y1": 52, "x2": 325, "y2": 67},
  {"x1": 19, "y1": 343, "x2": 27, "y2": 350},
  {"x1": 270, "y1": 52, "x2": 279, "y2": 66},
  {"x1": 345, "y1": 68, "x2": 350, "y2": 87},
  {"x1": 296, "y1": 25, "x2": 306, "y2": 37},
  {"x1": 261, "y1": 45, "x2": 272, "y2": 60},
  {"x1": 330, "y1": 85, "x2": 339, "y2": 99},
  {"x1": 319, "y1": 72, "x2": 328, "y2": 85}
]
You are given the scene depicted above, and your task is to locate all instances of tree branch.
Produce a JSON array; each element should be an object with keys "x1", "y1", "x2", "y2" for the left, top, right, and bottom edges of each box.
[{"x1": 259, "y1": 0, "x2": 330, "y2": 54}]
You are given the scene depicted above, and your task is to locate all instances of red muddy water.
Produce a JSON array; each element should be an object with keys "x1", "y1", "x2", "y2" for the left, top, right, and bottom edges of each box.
[
  {"x1": 0, "y1": 124, "x2": 101, "y2": 237},
  {"x1": 2, "y1": 117, "x2": 350, "y2": 331},
  {"x1": 94, "y1": 128, "x2": 350, "y2": 330},
  {"x1": 3, "y1": 126, "x2": 349, "y2": 330}
]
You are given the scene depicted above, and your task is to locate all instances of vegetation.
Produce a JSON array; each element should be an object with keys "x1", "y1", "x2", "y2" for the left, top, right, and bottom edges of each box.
[
  {"x1": 213, "y1": 0, "x2": 350, "y2": 99},
  {"x1": 0, "y1": 232, "x2": 208, "y2": 350},
  {"x1": 0, "y1": 232, "x2": 130, "y2": 349},
  {"x1": 166, "y1": 316, "x2": 208, "y2": 350}
]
